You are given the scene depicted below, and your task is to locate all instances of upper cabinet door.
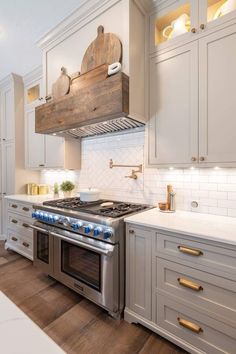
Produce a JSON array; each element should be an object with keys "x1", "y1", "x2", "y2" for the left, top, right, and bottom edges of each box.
[
  {"x1": 199, "y1": 0, "x2": 236, "y2": 33},
  {"x1": 0, "y1": 86, "x2": 14, "y2": 142},
  {"x1": 150, "y1": 0, "x2": 199, "y2": 53},
  {"x1": 199, "y1": 23, "x2": 236, "y2": 165},
  {"x1": 148, "y1": 42, "x2": 198, "y2": 166},
  {"x1": 45, "y1": 136, "x2": 64, "y2": 168},
  {"x1": 25, "y1": 108, "x2": 45, "y2": 169}
]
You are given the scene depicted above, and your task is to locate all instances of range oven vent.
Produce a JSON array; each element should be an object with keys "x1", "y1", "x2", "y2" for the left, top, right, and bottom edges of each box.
[{"x1": 59, "y1": 117, "x2": 144, "y2": 138}]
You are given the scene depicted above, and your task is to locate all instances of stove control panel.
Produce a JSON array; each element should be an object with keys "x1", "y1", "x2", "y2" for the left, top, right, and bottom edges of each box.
[{"x1": 32, "y1": 211, "x2": 114, "y2": 242}]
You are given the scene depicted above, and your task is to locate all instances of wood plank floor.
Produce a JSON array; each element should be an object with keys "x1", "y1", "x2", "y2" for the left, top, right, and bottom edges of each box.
[{"x1": 0, "y1": 241, "x2": 188, "y2": 354}]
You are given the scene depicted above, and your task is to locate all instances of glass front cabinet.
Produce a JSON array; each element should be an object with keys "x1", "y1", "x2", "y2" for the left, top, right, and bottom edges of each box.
[{"x1": 150, "y1": 0, "x2": 236, "y2": 52}]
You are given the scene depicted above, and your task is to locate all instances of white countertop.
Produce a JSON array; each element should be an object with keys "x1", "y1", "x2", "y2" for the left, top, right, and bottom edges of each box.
[
  {"x1": 125, "y1": 209, "x2": 236, "y2": 246},
  {"x1": 0, "y1": 291, "x2": 64, "y2": 354},
  {"x1": 5, "y1": 194, "x2": 61, "y2": 205}
]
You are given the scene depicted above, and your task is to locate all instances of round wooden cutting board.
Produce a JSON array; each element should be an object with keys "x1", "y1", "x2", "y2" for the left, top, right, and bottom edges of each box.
[
  {"x1": 52, "y1": 67, "x2": 71, "y2": 99},
  {"x1": 81, "y1": 25, "x2": 122, "y2": 74}
]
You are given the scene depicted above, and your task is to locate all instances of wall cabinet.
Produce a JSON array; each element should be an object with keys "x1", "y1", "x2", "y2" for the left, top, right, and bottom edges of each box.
[
  {"x1": 149, "y1": 41, "x2": 198, "y2": 166},
  {"x1": 150, "y1": 0, "x2": 236, "y2": 53},
  {"x1": 24, "y1": 68, "x2": 80, "y2": 170},
  {"x1": 148, "y1": 5, "x2": 236, "y2": 167}
]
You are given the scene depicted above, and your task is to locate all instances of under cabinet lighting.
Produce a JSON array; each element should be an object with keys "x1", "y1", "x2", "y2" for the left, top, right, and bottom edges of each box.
[
  {"x1": 169, "y1": 167, "x2": 174, "y2": 170},
  {"x1": 190, "y1": 166, "x2": 195, "y2": 170},
  {"x1": 214, "y1": 166, "x2": 220, "y2": 170}
]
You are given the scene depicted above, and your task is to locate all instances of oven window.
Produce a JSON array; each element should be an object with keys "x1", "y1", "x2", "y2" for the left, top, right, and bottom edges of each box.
[
  {"x1": 37, "y1": 232, "x2": 49, "y2": 264},
  {"x1": 61, "y1": 241, "x2": 101, "y2": 291}
]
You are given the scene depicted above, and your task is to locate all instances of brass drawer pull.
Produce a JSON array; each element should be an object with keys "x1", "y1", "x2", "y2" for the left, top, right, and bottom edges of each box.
[
  {"x1": 177, "y1": 317, "x2": 203, "y2": 334},
  {"x1": 11, "y1": 236, "x2": 18, "y2": 242},
  {"x1": 22, "y1": 223, "x2": 29, "y2": 228},
  {"x1": 11, "y1": 219, "x2": 18, "y2": 224},
  {"x1": 178, "y1": 278, "x2": 203, "y2": 292},
  {"x1": 129, "y1": 230, "x2": 134, "y2": 234},
  {"x1": 178, "y1": 246, "x2": 203, "y2": 256},
  {"x1": 22, "y1": 207, "x2": 30, "y2": 212},
  {"x1": 11, "y1": 204, "x2": 18, "y2": 209},
  {"x1": 22, "y1": 242, "x2": 30, "y2": 248}
]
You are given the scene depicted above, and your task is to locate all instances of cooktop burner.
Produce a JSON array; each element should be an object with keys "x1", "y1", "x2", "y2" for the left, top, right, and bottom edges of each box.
[{"x1": 43, "y1": 198, "x2": 149, "y2": 218}]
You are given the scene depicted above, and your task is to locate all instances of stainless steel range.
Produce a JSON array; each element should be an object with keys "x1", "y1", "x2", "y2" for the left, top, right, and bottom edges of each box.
[{"x1": 31, "y1": 198, "x2": 151, "y2": 318}]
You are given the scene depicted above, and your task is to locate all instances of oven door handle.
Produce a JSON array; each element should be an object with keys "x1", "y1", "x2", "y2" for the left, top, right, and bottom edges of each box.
[
  {"x1": 29, "y1": 224, "x2": 49, "y2": 234},
  {"x1": 49, "y1": 231, "x2": 114, "y2": 257}
]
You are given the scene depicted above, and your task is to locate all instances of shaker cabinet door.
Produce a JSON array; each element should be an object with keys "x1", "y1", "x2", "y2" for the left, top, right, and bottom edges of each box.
[
  {"x1": 25, "y1": 108, "x2": 45, "y2": 168},
  {"x1": 199, "y1": 23, "x2": 236, "y2": 165},
  {"x1": 126, "y1": 226, "x2": 152, "y2": 320},
  {"x1": 148, "y1": 42, "x2": 198, "y2": 166},
  {"x1": 45, "y1": 135, "x2": 64, "y2": 168}
]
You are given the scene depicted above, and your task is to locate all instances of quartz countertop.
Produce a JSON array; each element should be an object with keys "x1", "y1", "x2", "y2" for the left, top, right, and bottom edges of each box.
[
  {"x1": 4, "y1": 194, "x2": 62, "y2": 205},
  {"x1": 125, "y1": 209, "x2": 236, "y2": 246},
  {"x1": 0, "y1": 291, "x2": 65, "y2": 354}
]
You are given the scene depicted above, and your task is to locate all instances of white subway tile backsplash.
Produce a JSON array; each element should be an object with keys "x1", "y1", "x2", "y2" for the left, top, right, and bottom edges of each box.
[{"x1": 41, "y1": 130, "x2": 236, "y2": 218}]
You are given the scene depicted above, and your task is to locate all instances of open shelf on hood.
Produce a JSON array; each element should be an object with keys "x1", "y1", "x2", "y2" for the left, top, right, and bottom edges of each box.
[{"x1": 35, "y1": 72, "x2": 139, "y2": 138}]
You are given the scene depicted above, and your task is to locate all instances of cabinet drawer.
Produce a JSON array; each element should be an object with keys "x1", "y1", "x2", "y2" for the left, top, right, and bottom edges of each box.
[
  {"x1": 7, "y1": 201, "x2": 33, "y2": 218},
  {"x1": 156, "y1": 294, "x2": 236, "y2": 354},
  {"x1": 8, "y1": 212, "x2": 33, "y2": 238},
  {"x1": 7, "y1": 229, "x2": 33, "y2": 257},
  {"x1": 156, "y1": 258, "x2": 236, "y2": 326},
  {"x1": 156, "y1": 232, "x2": 236, "y2": 276}
]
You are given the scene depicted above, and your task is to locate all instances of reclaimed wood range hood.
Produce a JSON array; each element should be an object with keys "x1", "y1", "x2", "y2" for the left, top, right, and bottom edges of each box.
[
  {"x1": 35, "y1": 71, "x2": 144, "y2": 139},
  {"x1": 35, "y1": 26, "x2": 146, "y2": 139}
]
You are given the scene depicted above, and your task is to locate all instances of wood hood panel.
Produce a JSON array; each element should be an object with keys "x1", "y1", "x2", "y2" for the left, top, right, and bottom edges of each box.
[{"x1": 35, "y1": 72, "x2": 129, "y2": 135}]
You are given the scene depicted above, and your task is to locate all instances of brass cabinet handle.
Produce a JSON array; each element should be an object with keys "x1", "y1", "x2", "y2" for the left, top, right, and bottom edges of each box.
[
  {"x1": 199, "y1": 156, "x2": 205, "y2": 161},
  {"x1": 22, "y1": 242, "x2": 30, "y2": 248},
  {"x1": 39, "y1": 164, "x2": 45, "y2": 167},
  {"x1": 11, "y1": 219, "x2": 18, "y2": 224},
  {"x1": 178, "y1": 246, "x2": 203, "y2": 256},
  {"x1": 200, "y1": 24, "x2": 205, "y2": 30},
  {"x1": 178, "y1": 278, "x2": 203, "y2": 292},
  {"x1": 129, "y1": 230, "x2": 134, "y2": 234},
  {"x1": 11, "y1": 204, "x2": 18, "y2": 209},
  {"x1": 177, "y1": 317, "x2": 203, "y2": 334},
  {"x1": 22, "y1": 223, "x2": 29, "y2": 228},
  {"x1": 22, "y1": 207, "x2": 30, "y2": 212},
  {"x1": 11, "y1": 236, "x2": 18, "y2": 242},
  {"x1": 191, "y1": 28, "x2": 196, "y2": 33},
  {"x1": 191, "y1": 157, "x2": 197, "y2": 162}
]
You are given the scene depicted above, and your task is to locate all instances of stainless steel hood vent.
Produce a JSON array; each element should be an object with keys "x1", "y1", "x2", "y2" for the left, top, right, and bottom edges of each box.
[{"x1": 57, "y1": 117, "x2": 144, "y2": 139}]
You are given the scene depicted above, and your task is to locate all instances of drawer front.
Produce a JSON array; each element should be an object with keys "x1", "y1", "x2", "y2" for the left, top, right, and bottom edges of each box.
[
  {"x1": 156, "y1": 232, "x2": 236, "y2": 276},
  {"x1": 8, "y1": 201, "x2": 33, "y2": 218},
  {"x1": 156, "y1": 294, "x2": 236, "y2": 354},
  {"x1": 156, "y1": 258, "x2": 236, "y2": 326},
  {"x1": 7, "y1": 230, "x2": 33, "y2": 254},
  {"x1": 8, "y1": 212, "x2": 33, "y2": 238}
]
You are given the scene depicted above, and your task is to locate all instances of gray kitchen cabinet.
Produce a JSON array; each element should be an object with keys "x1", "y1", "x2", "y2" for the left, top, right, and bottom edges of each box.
[
  {"x1": 148, "y1": 42, "x2": 198, "y2": 167},
  {"x1": 126, "y1": 225, "x2": 152, "y2": 320},
  {"x1": 148, "y1": 2, "x2": 236, "y2": 168},
  {"x1": 125, "y1": 223, "x2": 236, "y2": 354},
  {"x1": 24, "y1": 67, "x2": 80, "y2": 170}
]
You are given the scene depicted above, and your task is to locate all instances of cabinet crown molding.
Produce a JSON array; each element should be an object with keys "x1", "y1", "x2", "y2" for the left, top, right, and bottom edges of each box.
[
  {"x1": 0, "y1": 73, "x2": 23, "y2": 89},
  {"x1": 23, "y1": 66, "x2": 42, "y2": 86},
  {"x1": 36, "y1": 0, "x2": 120, "y2": 50}
]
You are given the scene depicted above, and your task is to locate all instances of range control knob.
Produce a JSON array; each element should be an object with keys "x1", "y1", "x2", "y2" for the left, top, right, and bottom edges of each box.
[
  {"x1": 104, "y1": 230, "x2": 113, "y2": 240},
  {"x1": 84, "y1": 225, "x2": 92, "y2": 234},
  {"x1": 93, "y1": 227, "x2": 102, "y2": 237},
  {"x1": 32, "y1": 212, "x2": 36, "y2": 218},
  {"x1": 43, "y1": 213, "x2": 49, "y2": 221},
  {"x1": 71, "y1": 222, "x2": 82, "y2": 230},
  {"x1": 52, "y1": 215, "x2": 59, "y2": 223}
]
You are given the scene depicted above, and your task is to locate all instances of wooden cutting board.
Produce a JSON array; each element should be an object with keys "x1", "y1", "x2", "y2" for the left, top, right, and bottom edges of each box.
[
  {"x1": 81, "y1": 25, "x2": 122, "y2": 74},
  {"x1": 70, "y1": 64, "x2": 108, "y2": 95},
  {"x1": 52, "y1": 67, "x2": 71, "y2": 99}
]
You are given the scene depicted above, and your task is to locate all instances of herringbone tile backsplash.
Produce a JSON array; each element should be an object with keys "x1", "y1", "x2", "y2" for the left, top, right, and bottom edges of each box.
[{"x1": 41, "y1": 130, "x2": 236, "y2": 217}]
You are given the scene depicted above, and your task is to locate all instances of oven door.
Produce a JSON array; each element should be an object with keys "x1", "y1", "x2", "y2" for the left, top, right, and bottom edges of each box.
[
  {"x1": 52, "y1": 230, "x2": 119, "y2": 315},
  {"x1": 31, "y1": 222, "x2": 54, "y2": 275}
]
